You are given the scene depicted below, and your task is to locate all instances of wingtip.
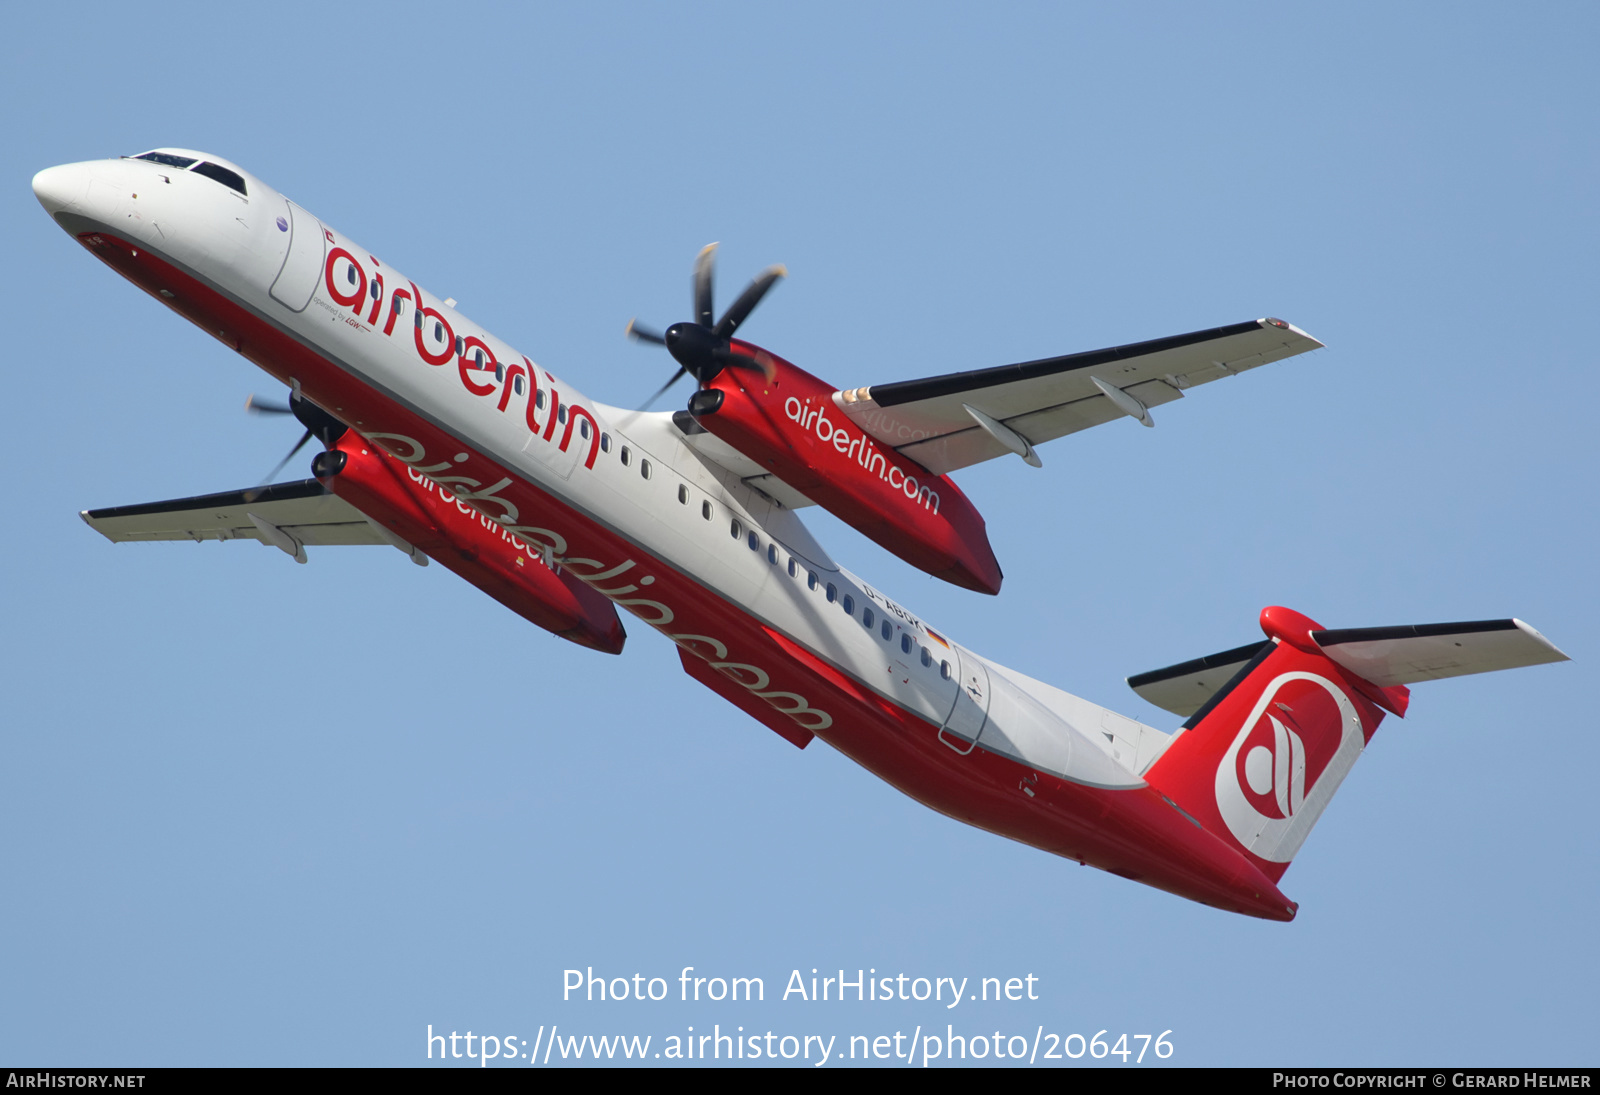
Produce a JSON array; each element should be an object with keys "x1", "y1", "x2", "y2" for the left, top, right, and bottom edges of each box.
[
  {"x1": 1261, "y1": 316, "x2": 1324, "y2": 348},
  {"x1": 1512, "y1": 619, "x2": 1572, "y2": 663}
]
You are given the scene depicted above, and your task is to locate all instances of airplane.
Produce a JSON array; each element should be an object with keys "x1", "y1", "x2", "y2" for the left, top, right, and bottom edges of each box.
[{"x1": 32, "y1": 148, "x2": 1569, "y2": 922}]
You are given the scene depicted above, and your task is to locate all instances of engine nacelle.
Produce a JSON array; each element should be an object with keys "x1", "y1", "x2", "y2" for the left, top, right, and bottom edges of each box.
[
  {"x1": 691, "y1": 342, "x2": 1003, "y2": 594},
  {"x1": 316, "y1": 436, "x2": 626, "y2": 654}
]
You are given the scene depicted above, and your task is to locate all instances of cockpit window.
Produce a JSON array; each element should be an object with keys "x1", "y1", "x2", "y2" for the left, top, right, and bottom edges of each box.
[
  {"x1": 191, "y1": 161, "x2": 247, "y2": 196},
  {"x1": 135, "y1": 152, "x2": 197, "y2": 169}
]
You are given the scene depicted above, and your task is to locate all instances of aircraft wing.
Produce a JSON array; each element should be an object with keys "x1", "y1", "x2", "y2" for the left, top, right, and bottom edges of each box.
[
  {"x1": 833, "y1": 318, "x2": 1323, "y2": 475},
  {"x1": 82, "y1": 479, "x2": 394, "y2": 563}
]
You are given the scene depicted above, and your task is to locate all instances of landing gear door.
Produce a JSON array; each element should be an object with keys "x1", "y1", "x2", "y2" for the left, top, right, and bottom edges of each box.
[{"x1": 939, "y1": 649, "x2": 990, "y2": 755}]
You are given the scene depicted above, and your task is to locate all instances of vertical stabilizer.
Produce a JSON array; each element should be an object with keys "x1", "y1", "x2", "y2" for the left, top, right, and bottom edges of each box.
[
  {"x1": 1142, "y1": 607, "x2": 1399, "y2": 883},
  {"x1": 1138, "y1": 605, "x2": 1566, "y2": 884}
]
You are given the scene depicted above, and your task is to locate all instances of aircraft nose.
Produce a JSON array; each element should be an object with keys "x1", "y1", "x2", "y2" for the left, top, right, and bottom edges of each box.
[{"x1": 32, "y1": 162, "x2": 92, "y2": 218}]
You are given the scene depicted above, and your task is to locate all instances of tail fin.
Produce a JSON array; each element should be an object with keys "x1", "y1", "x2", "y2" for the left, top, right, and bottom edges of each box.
[{"x1": 1137, "y1": 606, "x2": 1566, "y2": 883}]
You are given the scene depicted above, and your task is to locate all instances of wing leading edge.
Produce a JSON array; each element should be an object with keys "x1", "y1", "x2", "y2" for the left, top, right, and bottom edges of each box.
[{"x1": 833, "y1": 318, "x2": 1323, "y2": 475}]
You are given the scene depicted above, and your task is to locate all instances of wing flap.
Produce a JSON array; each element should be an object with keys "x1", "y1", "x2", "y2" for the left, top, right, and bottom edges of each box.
[{"x1": 82, "y1": 479, "x2": 385, "y2": 548}]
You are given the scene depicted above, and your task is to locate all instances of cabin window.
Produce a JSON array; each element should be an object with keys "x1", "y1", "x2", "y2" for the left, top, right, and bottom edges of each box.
[
  {"x1": 730, "y1": 519, "x2": 742, "y2": 540},
  {"x1": 920, "y1": 648, "x2": 932, "y2": 668},
  {"x1": 455, "y1": 336, "x2": 464, "y2": 355},
  {"x1": 580, "y1": 419, "x2": 591, "y2": 439},
  {"x1": 191, "y1": 161, "x2": 247, "y2": 195},
  {"x1": 620, "y1": 446, "x2": 631, "y2": 467},
  {"x1": 842, "y1": 594, "x2": 854, "y2": 615},
  {"x1": 346, "y1": 265, "x2": 357, "y2": 286},
  {"x1": 702, "y1": 501, "x2": 712, "y2": 520},
  {"x1": 677, "y1": 485, "x2": 689, "y2": 504},
  {"x1": 807, "y1": 571, "x2": 819, "y2": 591},
  {"x1": 767, "y1": 544, "x2": 778, "y2": 565},
  {"x1": 787, "y1": 559, "x2": 798, "y2": 578},
  {"x1": 863, "y1": 607, "x2": 874, "y2": 628},
  {"x1": 535, "y1": 389, "x2": 547, "y2": 409},
  {"x1": 513, "y1": 374, "x2": 524, "y2": 395},
  {"x1": 901, "y1": 633, "x2": 912, "y2": 654},
  {"x1": 600, "y1": 433, "x2": 611, "y2": 453},
  {"x1": 881, "y1": 620, "x2": 893, "y2": 641},
  {"x1": 941, "y1": 661, "x2": 952, "y2": 680},
  {"x1": 434, "y1": 321, "x2": 443, "y2": 341},
  {"x1": 369, "y1": 280, "x2": 380, "y2": 300},
  {"x1": 641, "y1": 458, "x2": 652, "y2": 479},
  {"x1": 414, "y1": 311, "x2": 423, "y2": 330},
  {"x1": 558, "y1": 406, "x2": 568, "y2": 424},
  {"x1": 825, "y1": 583, "x2": 837, "y2": 603},
  {"x1": 747, "y1": 531, "x2": 759, "y2": 551}
]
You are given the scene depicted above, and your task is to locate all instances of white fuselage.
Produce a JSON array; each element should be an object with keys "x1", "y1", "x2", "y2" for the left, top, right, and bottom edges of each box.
[{"x1": 35, "y1": 150, "x2": 1168, "y2": 793}]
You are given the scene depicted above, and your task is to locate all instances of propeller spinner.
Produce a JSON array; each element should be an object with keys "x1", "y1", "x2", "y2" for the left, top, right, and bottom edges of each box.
[{"x1": 627, "y1": 243, "x2": 785, "y2": 409}]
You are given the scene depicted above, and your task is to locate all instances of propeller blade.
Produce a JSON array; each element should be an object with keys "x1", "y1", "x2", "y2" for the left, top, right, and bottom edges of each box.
[
  {"x1": 725, "y1": 347, "x2": 779, "y2": 385},
  {"x1": 751, "y1": 348, "x2": 779, "y2": 384},
  {"x1": 714, "y1": 264, "x2": 786, "y2": 339},
  {"x1": 245, "y1": 394, "x2": 293, "y2": 415},
  {"x1": 693, "y1": 242, "x2": 718, "y2": 328},
  {"x1": 625, "y1": 318, "x2": 668, "y2": 346},
  {"x1": 248, "y1": 428, "x2": 315, "y2": 499},
  {"x1": 638, "y1": 366, "x2": 689, "y2": 411}
]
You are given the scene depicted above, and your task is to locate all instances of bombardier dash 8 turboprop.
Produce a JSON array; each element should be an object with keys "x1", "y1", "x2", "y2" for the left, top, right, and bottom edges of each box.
[{"x1": 34, "y1": 148, "x2": 1569, "y2": 921}]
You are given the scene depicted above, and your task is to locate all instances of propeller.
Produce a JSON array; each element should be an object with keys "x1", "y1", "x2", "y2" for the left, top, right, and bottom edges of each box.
[
  {"x1": 244, "y1": 391, "x2": 349, "y2": 498},
  {"x1": 626, "y1": 243, "x2": 785, "y2": 410}
]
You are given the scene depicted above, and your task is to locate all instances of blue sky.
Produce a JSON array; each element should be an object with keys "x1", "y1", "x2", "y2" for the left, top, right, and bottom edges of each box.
[{"x1": 4, "y1": 2, "x2": 1596, "y2": 1067}]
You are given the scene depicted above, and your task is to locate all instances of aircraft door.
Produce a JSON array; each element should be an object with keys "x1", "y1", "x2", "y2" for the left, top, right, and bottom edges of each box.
[
  {"x1": 938, "y1": 648, "x2": 991, "y2": 755},
  {"x1": 270, "y1": 200, "x2": 325, "y2": 313}
]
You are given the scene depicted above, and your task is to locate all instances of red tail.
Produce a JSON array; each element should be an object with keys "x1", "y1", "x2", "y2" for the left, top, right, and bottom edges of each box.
[{"x1": 1143, "y1": 607, "x2": 1406, "y2": 883}]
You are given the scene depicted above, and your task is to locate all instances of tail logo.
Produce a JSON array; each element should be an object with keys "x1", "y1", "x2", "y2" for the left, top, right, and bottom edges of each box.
[
  {"x1": 1243, "y1": 713, "x2": 1306, "y2": 819},
  {"x1": 1214, "y1": 672, "x2": 1366, "y2": 863}
]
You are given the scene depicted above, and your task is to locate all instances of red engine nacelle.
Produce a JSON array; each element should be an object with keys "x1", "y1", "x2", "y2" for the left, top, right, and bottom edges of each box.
[
  {"x1": 316, "y1": 436, "x2": 627, "y2": 654},
  {"x1": 690, "y1": 342, "x2": 1003, "y2": 595}
]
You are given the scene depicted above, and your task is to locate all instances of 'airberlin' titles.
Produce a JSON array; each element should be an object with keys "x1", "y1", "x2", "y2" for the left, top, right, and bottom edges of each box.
[
  {"x1": 320, "y1": 245, "x2": 600, "y2": 472},
  {"x1": 785, "y1": 396, "x2": 941, "y2": 514}
]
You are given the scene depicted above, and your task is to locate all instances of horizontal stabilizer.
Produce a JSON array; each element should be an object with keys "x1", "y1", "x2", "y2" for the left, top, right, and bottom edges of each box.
[
  {"x1": 1129, "y1": 618, "x2": 1568, "y2": 717},
  {"x1": 1141, "y1": 605, "x2": 1570, "y2": 884},
  {"x1": 82, "y1": 480, "x2": 386, "y2": 547},
  {"x1": 1128, "y1": 640, "x2": 1271, "y2": 718},
  {"x1": 1312, "y1": 619, "x2": 1569, "y2": 687}
]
